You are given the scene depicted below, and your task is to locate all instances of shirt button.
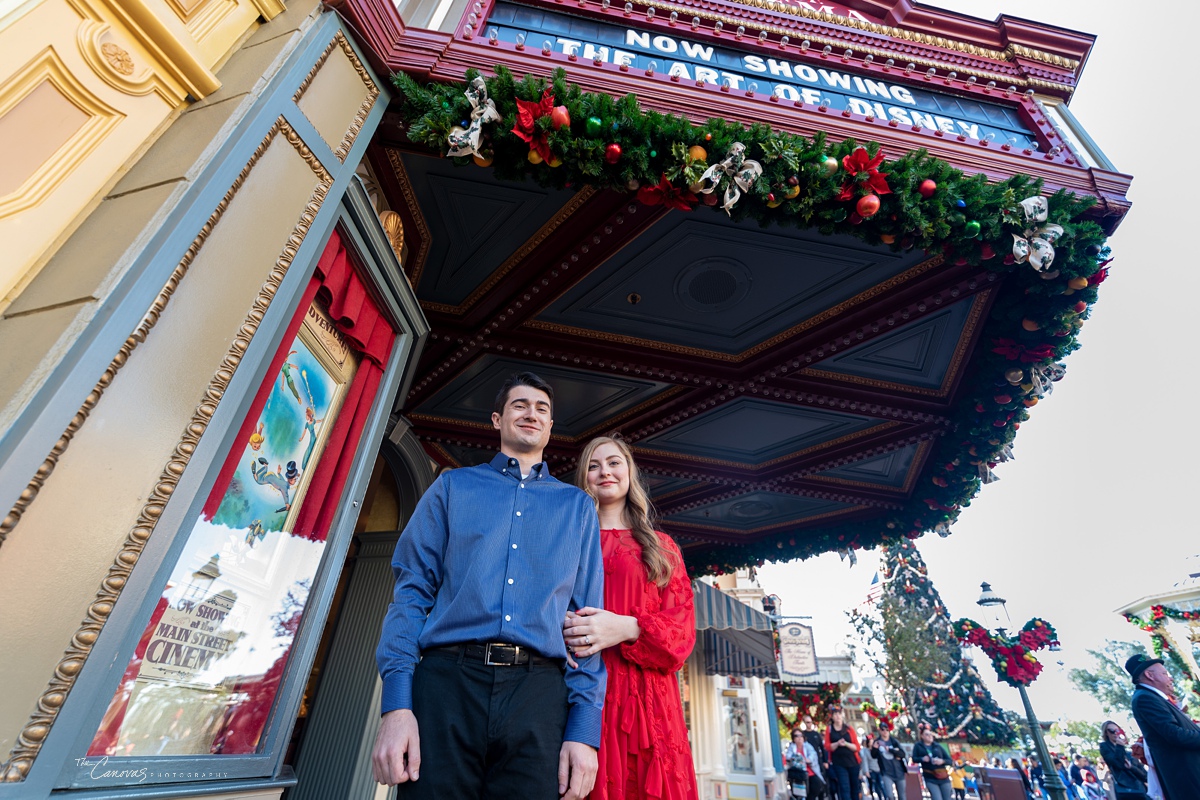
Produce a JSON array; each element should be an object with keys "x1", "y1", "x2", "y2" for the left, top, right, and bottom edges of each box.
[
  {"x1": 515, "y1": 511, "x2": 521, "y2": 516},
  {"x1": 505, "y1": 615, "x2": 512, "y2": 622},
  {"x1": 511, "y1": 543, "x2": 518, "y2": 549},
  {"x1": 508, "y1": 578, "x2": 514, "y2": 584},
  {"x1": 520, "y1": 483, "x2": 525, "y2": 488}
]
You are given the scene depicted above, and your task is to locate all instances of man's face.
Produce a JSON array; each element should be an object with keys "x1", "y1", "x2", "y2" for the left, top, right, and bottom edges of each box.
[
  {"x1": 879, "y1": 728, "x2": 890, "y2": 740},
  {"x1": 492, "y1": 385, "x2": 553, "y2": 455},
  {"x1": 1141, "y1": 663, "x2": 1174, "y2": 695}
]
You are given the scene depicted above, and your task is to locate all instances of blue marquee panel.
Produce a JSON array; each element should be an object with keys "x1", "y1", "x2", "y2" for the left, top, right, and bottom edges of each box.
[
  {"x1": 536, "y1": 212, "x2": 930, "y2": 355},
  {"x1": 411, "y1": 355, "x2": 671, "y2": 439},
  {"x1": 639, "y1": 397, "x2": 876, "y2": 465},
  {"x1": 398, "y1": 153, "x2": 577, "y2": 306},
  {"x1": 665, "y1": 489, "x2": 852, "y2": 532},
  {"x1": 807, "y1": 296, "x2": 977, "y2": 392}
]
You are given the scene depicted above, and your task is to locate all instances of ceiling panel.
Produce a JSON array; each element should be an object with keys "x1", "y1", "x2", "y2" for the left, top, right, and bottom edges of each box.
[{"x1": 664, "y1": 490, "x2": 854, "y2": 533}]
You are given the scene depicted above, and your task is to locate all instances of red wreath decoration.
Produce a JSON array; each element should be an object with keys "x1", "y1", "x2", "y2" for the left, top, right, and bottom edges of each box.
[
  {"x1": 953, "y1": 618, "x2": 1059, "y2": 687},
  {"x1": 512, "y1": 88, "x2": 555, "y2": 163},
  {"x1": 837, "y1": 147, "x2": 891, "y2": 201},
  {"x1": 860, "y1": 701, "x2": 904, "y2": 731},
  {"x1": 638, "y1": 174, "x2": 699, "y2": 211}
]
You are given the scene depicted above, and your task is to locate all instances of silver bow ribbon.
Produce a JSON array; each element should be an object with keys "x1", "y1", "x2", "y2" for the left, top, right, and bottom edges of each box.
[
  {"x1": 995, "y1": 443, "x2": 1015, "y2": 463},
  {"x1": 447, "y1": 76, "x2": 501, "y2": 158},
  {"x1": 977, "y1": 463, "x2": 999, "y2": 484},
  {"x1": 837, "y1": 547, "x2": 858, "y2": 567},
  {"x1": 1011, "y1": 196, "x2": 1064, "y2": 272},
  {"x1": 934, "y1": 521, "x2": 953, "y2": 538},
  {"x1": 1029, "y1": 361, "x2": 1066, "y2": 398},
  {"x1": 697, "y1": 142, "x2": 762, "y2": 216}
]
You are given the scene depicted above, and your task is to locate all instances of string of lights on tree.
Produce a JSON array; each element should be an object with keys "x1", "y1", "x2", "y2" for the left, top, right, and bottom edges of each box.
[
  {"x1": 1124, "y1": 604, "x2": 1200, "y2": 701},
  {"x1": 395, "y1": 67, "x2": 1112, "y2": 574},
  {"x1": 880, "y1": 541, "x2": 1013, "y2": 743}
]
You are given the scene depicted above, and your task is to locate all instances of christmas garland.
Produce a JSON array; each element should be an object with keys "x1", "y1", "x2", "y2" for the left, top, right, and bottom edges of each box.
[
  {"x1": 953, "y1": 618, "x2": 1059, "y2": 687},
  {"x1": 775, "y1": 682, "x2": 844, "y2": 725},
  {"x1": 860, "y1": 700, "x2": 904, "y2": 731},
  {"x1": 393, "y1": 67, "x2": 1112, "y2": 573},
  {"x1": 1124, "y1": 604, "x2": 1200, "y2": 700}
]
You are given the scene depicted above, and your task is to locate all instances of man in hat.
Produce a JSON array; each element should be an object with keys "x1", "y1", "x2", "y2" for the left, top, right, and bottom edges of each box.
[{"x1": 1127, "y1": 653, "x2": 1200, "y2": 800}]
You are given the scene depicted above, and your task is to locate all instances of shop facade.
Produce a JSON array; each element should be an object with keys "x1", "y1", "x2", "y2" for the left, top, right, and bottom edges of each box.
[{"x1": 0, "y1": 0, "x2": 1131, "y2": 796}]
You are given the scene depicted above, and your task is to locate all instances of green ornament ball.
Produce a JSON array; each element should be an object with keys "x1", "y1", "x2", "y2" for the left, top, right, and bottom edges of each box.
[
  {"x1": 586, "y1": 116, "x2": 603, "y2": 137},
  {"x1": 650, "y1": 149, "x2": 657, "y2": 158},
  {"x1": 441, "y1": 101, "x2": 450, "y2": 110},
  {"x1": 964, "y1": 221, "x2": 981, "y2": 237}
]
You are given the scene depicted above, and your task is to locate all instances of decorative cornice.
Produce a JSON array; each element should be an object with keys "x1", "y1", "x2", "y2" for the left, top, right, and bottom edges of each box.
[
  {"x1": 384, "y1": 147, "x2": 432, "y2": 286},
  {"x1": 0, "y1": 118, "x2": 332, "y2": 782}
]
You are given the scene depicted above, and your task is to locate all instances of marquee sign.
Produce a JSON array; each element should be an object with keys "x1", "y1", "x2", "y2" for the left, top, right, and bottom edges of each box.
[{"x1": 488, "y1": 3, "x2": 1038, "y2": 148}]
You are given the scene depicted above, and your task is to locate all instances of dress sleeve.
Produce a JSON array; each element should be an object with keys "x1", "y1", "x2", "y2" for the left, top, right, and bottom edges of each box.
[{"x1": 618, "y1": 534, "x2": 696, "y2": 673}]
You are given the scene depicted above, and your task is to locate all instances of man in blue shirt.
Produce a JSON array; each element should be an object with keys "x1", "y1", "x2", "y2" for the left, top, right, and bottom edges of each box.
[{"x1": 372, "y1": 372, "x2": 605, "y2": 800}]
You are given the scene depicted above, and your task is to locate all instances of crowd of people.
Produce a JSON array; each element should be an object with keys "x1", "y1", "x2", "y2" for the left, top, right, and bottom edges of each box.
[{"x1": 781, "y1": 651, "x2": 1200, "y2": 800}]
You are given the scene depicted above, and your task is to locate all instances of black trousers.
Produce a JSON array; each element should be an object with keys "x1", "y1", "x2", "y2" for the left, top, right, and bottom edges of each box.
[{"x1": 397, "y1": 649, "x2": 568, "y2": 800}]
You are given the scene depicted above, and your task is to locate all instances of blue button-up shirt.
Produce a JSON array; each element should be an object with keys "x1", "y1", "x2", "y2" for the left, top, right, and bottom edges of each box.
[{"x1": 376, "y1": 452, "x2": 606, "y2": 747}]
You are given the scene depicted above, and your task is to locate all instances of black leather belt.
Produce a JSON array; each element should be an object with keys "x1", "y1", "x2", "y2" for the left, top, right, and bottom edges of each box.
[{"x1": 426, "y1": 642, "x2": 557, "y2": 666}]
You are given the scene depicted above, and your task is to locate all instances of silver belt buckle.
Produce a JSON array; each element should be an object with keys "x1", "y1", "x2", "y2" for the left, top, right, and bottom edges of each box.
[{"x1": 484, "y1": 643, "x2": 519, "y2": 666}]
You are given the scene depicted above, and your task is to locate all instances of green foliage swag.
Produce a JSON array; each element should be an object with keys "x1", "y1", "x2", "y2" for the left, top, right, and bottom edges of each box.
[{"x1": 393, "y1": 66, "x2": 1113, "y2": 574}]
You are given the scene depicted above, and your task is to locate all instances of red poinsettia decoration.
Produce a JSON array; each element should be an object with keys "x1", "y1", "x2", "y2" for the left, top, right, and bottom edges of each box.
[
  {"x1": 1088, "y1": 257, "x2": 1113, "y2": 286},
  {"x1": 837, "y1": 146, "x2": 891, "y2": 201},
  {"x1": 990, "y1": 338, "x2": 1056, "y2": 363},
  {"x1": 637, "y1": 174, "x2": 699, "y2": 211},
  {"x1": 512, "y1": 88, "x2": 555, "y2": 163}
]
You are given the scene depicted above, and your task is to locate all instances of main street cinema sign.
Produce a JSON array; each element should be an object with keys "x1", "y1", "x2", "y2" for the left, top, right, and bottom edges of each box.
[{"x1": 488, "y1": 2, "x2": 1038, "y2": 149}]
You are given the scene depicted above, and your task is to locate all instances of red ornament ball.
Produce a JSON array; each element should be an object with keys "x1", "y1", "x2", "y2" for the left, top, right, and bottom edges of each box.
[
  {"x1": 550, "y1": 105, "x2": 571, "y2": 131},
  {"x1": 767, "y1": 192, "x2": 776, "y2": 202},
  {"x1": 856, "y1": 194, "x2": 881, "y2": 218},
  {"x1": 919, "y1": 179, "x2": 937, "y2": 199},
  {"x1": 604, "y1": 143, "x2": 622, "y2": 164}
]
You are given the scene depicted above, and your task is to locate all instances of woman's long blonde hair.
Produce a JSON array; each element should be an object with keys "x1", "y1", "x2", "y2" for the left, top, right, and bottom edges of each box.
[{"x1": 576, "y1": 435, "x2": 676, "y2": 588}]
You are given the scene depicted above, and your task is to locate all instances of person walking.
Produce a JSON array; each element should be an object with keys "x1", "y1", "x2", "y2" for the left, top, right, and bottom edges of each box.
[
  {"x1": 802, "y1": 717, "x2": 831, "y2": 800},
  {"x1": 869, "y1": 725, "x2": 907, "y2": 800},
  {"x1": 864, "y1": 735, "x2": 883, "y2": 799},
  {"x1": 563, "y1": 435, "x2": 697, "y2": 800},
  {"x1": 824, "y1": 706, "x2": 862, "y2": 800},
  {"x1": 1100, "y1": 720, "x2": 1149, "y2": 800},
  {"x1": 1127, "y1": 654, "x2": 1200, "y2": 800},
  {"x1": 911, "y1": 725, "x2": 953, "y2": 800},
  {"x1": 949, "y1": 760, "x2": 966, "y2": 800},
  {"x1": 1009, "y1": 757, "x2": 1034, "y2": 800},
  {"x1": 788, "y1": 728, "x2": 825, "y2": 798},
  {"x1": 373, "y1": 372, "x2": 605, "y2": 800}
]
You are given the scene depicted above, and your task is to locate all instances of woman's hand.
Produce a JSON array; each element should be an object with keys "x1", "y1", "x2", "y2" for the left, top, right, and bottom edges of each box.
[{"x1": 563, "y1": 607, "x2": 639, "y2": 659}]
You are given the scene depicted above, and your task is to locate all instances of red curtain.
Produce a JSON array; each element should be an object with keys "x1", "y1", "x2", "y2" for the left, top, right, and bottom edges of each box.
[{"x1": 202, "y1": 228, "x2": 395, "y2": 542}]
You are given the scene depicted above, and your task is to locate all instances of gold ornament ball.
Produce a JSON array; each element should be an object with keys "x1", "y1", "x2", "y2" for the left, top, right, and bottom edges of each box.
[
  {"x1": 472, "y1": 153, "x2": 494, "y2": 168},
  {"x1": 767, "y1": 198, "x2": 784, "y2": 208},
  {"x1": 688, "y1": 145, "x2": 708, "y2": 162},
  {"x1": 527, "y1": 149, "x2": 544, "y2": 165},
  {"x1": 688, "y1": 180, "x2": 705, "y2": 193},
  {"x1": 1021, "y1": 318, "x2": 1041, "y2": 331},
  {"x1": 1067, "y1": 276, "x2": 1089, "y2": 290},
  {"x1": 449, "y1": 125, "x2": 466, "y2": 139},
  {"x1": 1004, "y1": 368, "x2": 1024, "y2": 384},
  {"x1": 880, "y1": 233, "x2": 895, "y2": 244},
  {"x1": 786, "y1": 184, "x2": 800, "y2": 199},
  {"x1": 546, "y1": 155, "x2": 563, "y2": 168},
  {"x1": 822, "y1": 156, "x2": 839, "y2": 176}
]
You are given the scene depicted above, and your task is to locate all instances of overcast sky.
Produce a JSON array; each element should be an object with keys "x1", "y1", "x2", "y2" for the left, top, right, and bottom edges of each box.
[{"x1": 757, "y1": 0, "x2": 1199, "y2": 730}]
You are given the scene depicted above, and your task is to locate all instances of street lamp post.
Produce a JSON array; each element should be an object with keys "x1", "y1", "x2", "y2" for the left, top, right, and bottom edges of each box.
[{"x1": 972, "y1": 582, "x2": 1068, "y2": 800}]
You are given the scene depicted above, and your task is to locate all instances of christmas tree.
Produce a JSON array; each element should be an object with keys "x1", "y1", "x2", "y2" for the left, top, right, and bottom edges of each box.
[{"x1": 850, "y1": 540, "x2": 1014, "y2": 745}]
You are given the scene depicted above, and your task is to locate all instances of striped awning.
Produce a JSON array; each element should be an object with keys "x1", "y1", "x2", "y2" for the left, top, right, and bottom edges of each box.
[{"x1": 693, "y1": 580, "x2": 780, "y2": 680}]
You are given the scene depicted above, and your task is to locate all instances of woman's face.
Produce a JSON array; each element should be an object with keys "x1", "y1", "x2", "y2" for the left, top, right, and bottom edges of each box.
[
  {"x1": 921, "y1": 729, "x2": 934, "y2": 745},
  {"x1": 1105, "y1": 723, "x2": 1127, "y2": 745},
  {"x1": 586, "y1": 442, "x2": 630, "y2": 506}
]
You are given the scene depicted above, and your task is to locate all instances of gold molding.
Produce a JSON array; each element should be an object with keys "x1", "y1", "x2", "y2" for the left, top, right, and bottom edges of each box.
[
  {"x1": 523, "y1": 255, "x2": 945, "y2": 363},
  {"x1": 77, "y1": 0, "x2": 220, "y2": 98},
  {"x1": 798, "y1": 289, "x2": 990, "y2": 398},
  {"x1": 720, "y1": 0, "x2": 1079, "y2": 71},
  {"x1": 74, "y1": 16, "x2": 185, "y2": 102},
  {"x1": 293, "y1": 31, "x2": 381, "y2": 163},
  {"x1": 0, "y1": 117, "x2": 332, "y2": 782},
  {"x1": 385, "y1": 147, "x2": 432, "y2": 287},
  {"x1": 0, "y1": 47, "x2": 124, "y2": 218},
  {"x1": 379, "y1": 209, "x2": 405, "y2": 261}
]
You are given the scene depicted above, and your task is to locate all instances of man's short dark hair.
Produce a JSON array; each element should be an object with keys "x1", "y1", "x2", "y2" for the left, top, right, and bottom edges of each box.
[{"x1": 493, "y1": 372, "x2": 554, "y2": 415}]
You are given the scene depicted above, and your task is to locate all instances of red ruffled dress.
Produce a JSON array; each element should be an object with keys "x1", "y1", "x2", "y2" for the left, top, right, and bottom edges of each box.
[{"x1": 592, "y1": 529, "x2": 699, "y2": 800}]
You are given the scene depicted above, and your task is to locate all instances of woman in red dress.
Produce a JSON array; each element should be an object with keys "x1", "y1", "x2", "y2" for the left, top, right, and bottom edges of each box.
[{"x1": 564, "y1": 435, "x2": 699, "y2": 800}]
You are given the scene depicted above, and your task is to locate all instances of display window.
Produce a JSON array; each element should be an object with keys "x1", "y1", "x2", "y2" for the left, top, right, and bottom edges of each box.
[{"x1": 86, "y1": 231, "x2": 395, "y2": 760}]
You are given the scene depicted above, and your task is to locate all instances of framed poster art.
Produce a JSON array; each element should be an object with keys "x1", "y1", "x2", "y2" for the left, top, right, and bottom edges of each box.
[{"x1": 87, "y1": 301, "x2": 358, "y2": 758}]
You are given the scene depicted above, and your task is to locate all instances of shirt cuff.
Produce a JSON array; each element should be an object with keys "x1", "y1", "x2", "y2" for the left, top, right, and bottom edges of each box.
[
  {"x1": 380, "y1": 672, "x2": 413, "y2": 716},
  {"x1": 563, "y1": 704, "x2": 603, "y2": 749}
]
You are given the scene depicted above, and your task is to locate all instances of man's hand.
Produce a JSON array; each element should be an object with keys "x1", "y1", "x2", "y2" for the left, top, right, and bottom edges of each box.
[
  {"x1": 372, "y1": 709, "x2": 421, "y2": 786},
  {"x1": 558, "y1": 741, "x2": 598, "y2": 799}
]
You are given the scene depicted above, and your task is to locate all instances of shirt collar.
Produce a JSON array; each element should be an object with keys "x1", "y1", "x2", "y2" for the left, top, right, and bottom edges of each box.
[
  {"x1": 489, "y1": 452, "x2": 547, "y2": 479},
  {"x1": 1139, "y1": 683, "x2": 1174, "y2": 704}
]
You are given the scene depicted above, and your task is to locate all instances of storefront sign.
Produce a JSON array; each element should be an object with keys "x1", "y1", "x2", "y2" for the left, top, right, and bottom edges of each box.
[
  {"x1": 489, "y1": 3, "x2": 1037, "y2": 148},
  {"x1": 778, "y1": 622, "x2": 819, "y2": 677},
  {"x1": 139, "y1": 592, "x2": 240, "y2": 687}
]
